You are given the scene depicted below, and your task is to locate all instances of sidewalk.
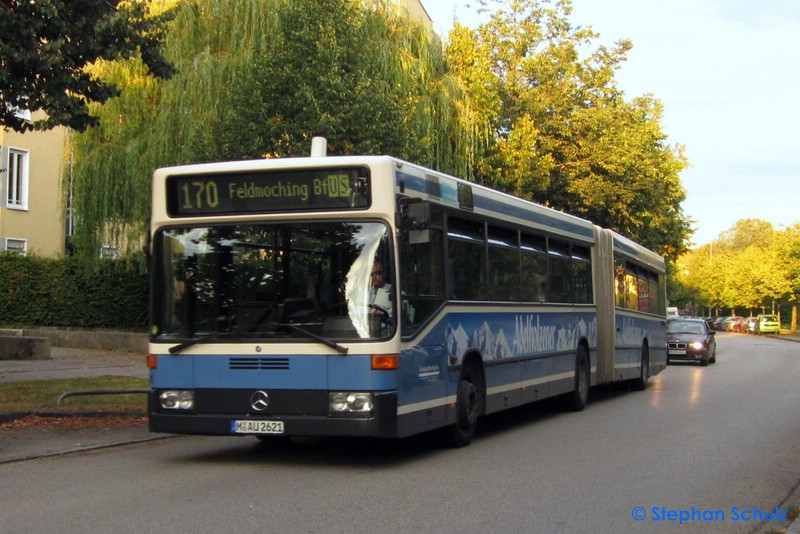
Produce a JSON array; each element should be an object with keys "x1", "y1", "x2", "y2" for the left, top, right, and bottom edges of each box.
[
  {"x1": 0, "y1": 346, "x2": 148, "y2": 383},
  {"x1": 0, "y1": 346, "x2": 167, "y2": 463},
  {"x1": 0, "y1": 414, "x2": 167, "y2": 463}
]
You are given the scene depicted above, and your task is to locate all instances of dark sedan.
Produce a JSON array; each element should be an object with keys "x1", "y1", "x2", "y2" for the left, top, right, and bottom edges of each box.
[{"x1": 667, "y1": 318, "x2": 717, "y2": 366}]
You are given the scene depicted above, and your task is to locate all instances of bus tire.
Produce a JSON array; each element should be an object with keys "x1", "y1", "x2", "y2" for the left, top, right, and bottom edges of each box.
[
  {"x1": 564, "y1": 345, "x2": 589, "y2": 412},
  {"x1": 445, "y1": 362, "x2": 483, "y2": 448},
  {"x1": 631, "y1": 342, "x2": 649, "y2": 391}
]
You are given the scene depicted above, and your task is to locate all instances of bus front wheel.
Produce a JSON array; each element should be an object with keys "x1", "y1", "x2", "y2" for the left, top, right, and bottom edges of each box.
[
  {"x1": 445, "y1": 363, "x2": 483, "y2": 448},
  {"x1": 564, "y1": 346, "x2": 589, "y2": 411}
]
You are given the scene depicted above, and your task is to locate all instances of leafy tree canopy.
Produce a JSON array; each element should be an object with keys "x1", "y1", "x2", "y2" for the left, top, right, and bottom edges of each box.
[
  {"x1": 674, "y1": 219, "x2": 800, "y2": 330},
  {"x1": 447, "y1": 0, "x2": 691, "y2": 260},
  {"x1": 715, "y1": 218, "x2": 776, "y2": 251},
  {"x1": 0, "y1": 0, "x2": 174, "y2": 132},
  {"x1": 67, "y1": 0, "x2": 691, "y2": 269},
  {"x1": 68, "y1": 0, "x2": 477, "y2": 254}
]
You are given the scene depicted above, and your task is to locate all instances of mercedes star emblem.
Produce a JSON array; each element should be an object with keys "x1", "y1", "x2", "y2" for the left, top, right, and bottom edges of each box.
[{"x1": 250, "y1": 390, "x2": 270, "y2": 412}]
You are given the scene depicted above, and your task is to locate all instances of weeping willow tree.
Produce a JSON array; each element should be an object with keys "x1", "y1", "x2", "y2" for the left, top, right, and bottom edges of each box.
[{"x1": 68, "y1": 0, "x2": 484, "y2": 257}]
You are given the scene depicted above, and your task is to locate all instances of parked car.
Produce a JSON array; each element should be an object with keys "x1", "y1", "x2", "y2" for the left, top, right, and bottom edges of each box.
[
  {"x1": 756, "y1": 314, "x2": 780, "y2": 335},
  {"x1": 742, "y1": 317, "x2": 756, "y2": 334},
  {"x1": 712, "y1": 317, "x2": 727, "y2": 331},
  {"x1": 667, "y1": 317, "x2": 717, "y2": 366},
  {"x1": 725, "y1": 316, "x2": 744, "y2": 332},
  {"x1": 731, "y1": 317, "x2": 748, "y2": 333}
]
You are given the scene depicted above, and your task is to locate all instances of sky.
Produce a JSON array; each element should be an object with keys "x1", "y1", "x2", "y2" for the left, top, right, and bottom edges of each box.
[{"x1": 420, "y1": 0, "x2": 800, "y2": 246}]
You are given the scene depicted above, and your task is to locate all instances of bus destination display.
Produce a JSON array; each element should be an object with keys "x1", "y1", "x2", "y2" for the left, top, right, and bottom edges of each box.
[{"x1": 167, "y1": 167, "x2": 370, "y2": 216}]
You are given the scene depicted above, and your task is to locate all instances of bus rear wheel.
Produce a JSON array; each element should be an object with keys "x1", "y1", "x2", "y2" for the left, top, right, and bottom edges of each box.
[
  {"x1": 631, "y1": 342, "x2": 649, "y2": 391},
  {"x1": 445, "y1": 363, "x2": 483, "y2": 448}
]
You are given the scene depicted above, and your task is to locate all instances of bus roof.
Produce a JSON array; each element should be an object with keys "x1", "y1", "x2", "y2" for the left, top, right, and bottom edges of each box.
[
  {"x1": 612, "y1": 232, "x2": 665, "y2": 272},
  {"x1": 391, "y1": 159, "x2": 595, "y2": 244}
]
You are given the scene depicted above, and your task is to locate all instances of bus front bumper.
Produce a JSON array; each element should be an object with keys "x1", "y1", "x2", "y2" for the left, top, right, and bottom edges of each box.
[{"x1": 148, "y1": 390, "x2": 399, "y2": 439}]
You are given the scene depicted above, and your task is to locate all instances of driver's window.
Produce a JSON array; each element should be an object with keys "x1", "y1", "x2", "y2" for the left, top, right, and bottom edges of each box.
[{"x1": 399, "y1": 209, "x2": 445, "y2": 336}]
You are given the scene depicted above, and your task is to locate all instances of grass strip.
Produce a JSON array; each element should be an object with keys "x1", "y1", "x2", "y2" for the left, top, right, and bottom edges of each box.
[{"x1": 0, "y1": 376, "x2": 148, "y2": 413}]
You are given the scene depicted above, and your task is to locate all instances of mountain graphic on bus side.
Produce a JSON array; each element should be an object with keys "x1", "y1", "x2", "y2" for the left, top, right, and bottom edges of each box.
[
  {"x1": 444, "y1": 313, "x2": 598, "y2": 364},
  {"x1": 470, "y1": 321, "x2": 513, "y2": 361}
]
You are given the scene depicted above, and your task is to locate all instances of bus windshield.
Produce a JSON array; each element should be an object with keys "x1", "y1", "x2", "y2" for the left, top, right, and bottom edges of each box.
[{"x1": 151, "y1": 221, "x2": 395, "y2": 343}]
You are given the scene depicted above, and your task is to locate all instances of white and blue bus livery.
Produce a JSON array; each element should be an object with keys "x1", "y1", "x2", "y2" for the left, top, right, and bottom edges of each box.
[{"x1": 147, "y1": 141, "x2": 667, "y2": 446}]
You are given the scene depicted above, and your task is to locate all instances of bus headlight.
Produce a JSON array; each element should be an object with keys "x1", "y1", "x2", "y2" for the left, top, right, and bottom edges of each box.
[
  {"x1": 329, "y1": 392, "x2": 373, "y2": 416},
  {"x1": 159, "y1": 390, "x2": 194, "y2": 410}
]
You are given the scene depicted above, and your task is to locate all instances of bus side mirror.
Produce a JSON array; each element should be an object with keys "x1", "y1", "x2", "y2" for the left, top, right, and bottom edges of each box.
[{"x1": 398, "y1": 199, "x2": 430, "y2": 244}]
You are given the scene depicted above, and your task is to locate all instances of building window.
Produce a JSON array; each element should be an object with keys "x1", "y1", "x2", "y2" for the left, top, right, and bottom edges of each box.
[
  {"x1": 6, "y1": 147, "x2": 29, "y2": 210},
  {"x1": 4, "y1": 238, "x2": 27, "y2": 254}
]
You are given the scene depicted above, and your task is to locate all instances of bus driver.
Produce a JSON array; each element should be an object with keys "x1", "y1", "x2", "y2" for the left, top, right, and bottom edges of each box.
[{"x1": 369, "y1": 261, "x2": 393, "y2": 318}]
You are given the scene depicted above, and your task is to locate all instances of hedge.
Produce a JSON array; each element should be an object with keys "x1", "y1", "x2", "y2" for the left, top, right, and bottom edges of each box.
[{"x1": 0, "y1": 253, "x2": 149, "y2": 329}]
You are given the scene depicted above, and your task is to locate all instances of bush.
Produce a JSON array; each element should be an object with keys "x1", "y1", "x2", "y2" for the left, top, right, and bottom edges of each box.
[{"x1": 0, "y1": 253, "x2": 148, "y2": 329}]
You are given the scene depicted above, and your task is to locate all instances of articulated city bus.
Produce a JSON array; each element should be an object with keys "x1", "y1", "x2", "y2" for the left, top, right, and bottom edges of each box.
[{"x1": 147, "y1": 139, "x2": 666, "y2": 446}]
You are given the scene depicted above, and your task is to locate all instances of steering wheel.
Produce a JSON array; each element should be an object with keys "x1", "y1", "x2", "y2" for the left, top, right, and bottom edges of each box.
[{"x1": 368, "y1": 304, "x2": 390, "y2": 321}]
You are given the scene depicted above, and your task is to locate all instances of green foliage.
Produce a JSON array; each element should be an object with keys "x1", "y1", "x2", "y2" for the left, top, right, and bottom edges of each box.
[
  {"x1": 446, "y1": 0, "x2": 691, "y2": 260},
  {"x1": 221, "y1": 0, "x2": 412, "y2": 158},
  {"x1": 664, "y1": 262, "x2": 698, "y2": 311},
  {"x1": 68, "y1": 0, "x2": 479, "y2": 256},
  {"x1": 0, "y1": 254, "x2": 148, "y2": 328},
  {"x1": 0, "y1": 0, "x2": 175, "y2": 132},
  {"x1": 67, "y1": 0, "x2": 691, "y2": 264},
  {"x1": 673, "y1": 220, "x2": 800, "y2": 329}
]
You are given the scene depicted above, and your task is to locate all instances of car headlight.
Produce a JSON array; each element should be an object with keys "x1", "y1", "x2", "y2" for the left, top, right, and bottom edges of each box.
[
  {"x1": 329, "y1": 392, "x2": 373, "y2": 416},
  {"x1": 689, "y1": 341, "x2": 705, "y2": 350},
  {"x1": 159, "y1": 390, "x2": 194, "y2": 410}
]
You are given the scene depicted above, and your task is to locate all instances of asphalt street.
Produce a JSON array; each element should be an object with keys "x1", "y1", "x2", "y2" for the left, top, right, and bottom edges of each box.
[{"x1": 1, "y1": 338, "x2": 799, "y2": 532}]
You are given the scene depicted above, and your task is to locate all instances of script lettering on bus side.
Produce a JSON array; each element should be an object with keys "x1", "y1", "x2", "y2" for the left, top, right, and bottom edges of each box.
[{"x1": 512, "y1": 315, "x2": 557, "y2": 354}]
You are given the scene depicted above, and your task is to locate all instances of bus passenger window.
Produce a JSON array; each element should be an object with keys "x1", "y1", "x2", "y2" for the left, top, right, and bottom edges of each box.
[
  {"x1": 571, "y1": 245, "x2": 592, "y2": 304},
  {"x1": 488, "y1": 226, "x2": 519, "y2": 302},
  {"x1": 521, "y1": 233, "x2": 547, "y2": 302},
  {"x1": 625, "y1": 267, "x2": 638, "y2": 310},
  {"x1": 447, "y1": 217, "x2": 486, "y2": 301},
  {"x1": 614, "y1": 262, "x2": 626, "y2": 308},
  {"x1": 547, "y1": 239, "x2": 571, "y2": 302}
]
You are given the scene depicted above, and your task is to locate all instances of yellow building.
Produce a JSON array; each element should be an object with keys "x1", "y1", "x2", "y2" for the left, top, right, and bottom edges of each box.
[
  {"x1": 0, "y1": 111, "x2": 67, "y2": 257},
  {"x1": 374, "y1": 0, "x2": 432, "y2": 29}
]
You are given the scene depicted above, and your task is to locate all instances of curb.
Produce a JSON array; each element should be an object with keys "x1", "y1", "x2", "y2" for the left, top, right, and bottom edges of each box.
[
  {"x1": 0, "y1": 434, "x2": 174, "y2": 465},
  {"x1": 0, "y1": 411, "x2": 171, "y2": 465},
  {"x1": 0, "y1": 411, "x2": 146, "y2": 423}
]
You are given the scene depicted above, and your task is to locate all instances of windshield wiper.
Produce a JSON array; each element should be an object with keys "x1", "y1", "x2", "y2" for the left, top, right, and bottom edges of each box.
[{"x1": 281, "y1": 323, "x2": 348, "y2": 355}]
